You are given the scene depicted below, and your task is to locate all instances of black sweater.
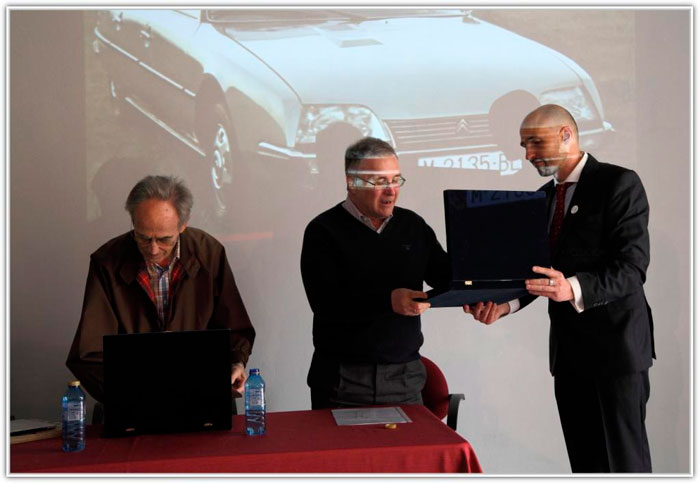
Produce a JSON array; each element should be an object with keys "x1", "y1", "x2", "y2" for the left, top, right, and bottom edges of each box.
[{"x1": 301, "y1": 203, "x2": 449, "y2": 368}]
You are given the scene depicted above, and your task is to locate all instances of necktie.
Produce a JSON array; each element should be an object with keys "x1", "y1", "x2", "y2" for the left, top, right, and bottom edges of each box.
[{"x1": 549, "y1": 182, "x2": 574, "y2": 252}]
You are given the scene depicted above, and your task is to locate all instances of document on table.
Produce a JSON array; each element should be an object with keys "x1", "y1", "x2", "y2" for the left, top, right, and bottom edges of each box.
[
  {"x1": 10, "y1": 419, "x2": 57, "y2": 436},
  {"x1": 331, "y1": 407, "x2": 412, "y2": 426}
]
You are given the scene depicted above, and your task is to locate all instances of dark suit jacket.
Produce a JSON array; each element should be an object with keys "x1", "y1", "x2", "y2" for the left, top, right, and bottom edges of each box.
[{"x1": 523, "y1": 154, "x2": 655, "y2": 377}]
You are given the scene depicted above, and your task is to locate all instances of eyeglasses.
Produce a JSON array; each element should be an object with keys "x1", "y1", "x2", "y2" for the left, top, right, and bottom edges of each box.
[
  {"x1": 132, "y1": 231, "x2": 179, "y2": 248},
  {"x1": 350, "y1": 175, "x2": 406, "y2": 189}
]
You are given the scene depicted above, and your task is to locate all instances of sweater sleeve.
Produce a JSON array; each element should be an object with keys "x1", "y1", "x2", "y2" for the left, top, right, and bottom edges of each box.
[{"x1": 421, "y1": 220, "x2": 450, "y2": 292}]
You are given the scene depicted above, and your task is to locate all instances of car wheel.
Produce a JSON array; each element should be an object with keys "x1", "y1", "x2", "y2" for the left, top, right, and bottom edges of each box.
[
  {"x1": 106, "y1": 79, "x2": 139, "y2": 127},
  {"x1": 314, "y1": 123, "x2": 363, "y2": 202},
  {"x1": 204, "y1": 103, "x2": 237, "y2": 218},
  {"x1": 488, "y1": 91, "x2": 539, "y2": 162}
]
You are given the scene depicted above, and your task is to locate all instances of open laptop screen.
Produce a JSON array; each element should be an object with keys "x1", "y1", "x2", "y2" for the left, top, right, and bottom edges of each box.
[
  {"x1": 444, "y1": 190, "x2": 550, "y2": 282},
  {"x1": 103, "y1": 329, "x2": 233, "y2": 437}
]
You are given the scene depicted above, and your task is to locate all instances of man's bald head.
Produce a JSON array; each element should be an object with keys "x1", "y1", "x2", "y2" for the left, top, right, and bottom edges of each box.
[
  {"x1": 519, "y1": 104, "x2": 583, "y2": 181},
  {"x1": 521, "y1": 104, "x2": 579, "y2": 142}
]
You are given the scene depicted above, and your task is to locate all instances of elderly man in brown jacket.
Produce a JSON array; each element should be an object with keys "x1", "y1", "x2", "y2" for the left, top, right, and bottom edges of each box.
[{"x1": 66, "y1": 175, "x2": 255, "y2": 403}]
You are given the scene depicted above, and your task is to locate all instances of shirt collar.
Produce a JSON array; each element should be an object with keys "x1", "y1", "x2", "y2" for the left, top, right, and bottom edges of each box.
[
  {"x1": 342, "y1": 196, "x2": 393, "y2": 233},
  {"x1": 173, "y1": 235, "x2": 181, "y2": 261},
  {"x1": 555, "y1": 152, "x2": 588, "y2": 185}
]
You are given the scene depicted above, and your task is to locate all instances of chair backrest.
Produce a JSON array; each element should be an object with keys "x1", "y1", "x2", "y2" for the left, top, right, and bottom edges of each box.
[{"x1": 420, "y1": 356, "x2": 450, "y2": 420}]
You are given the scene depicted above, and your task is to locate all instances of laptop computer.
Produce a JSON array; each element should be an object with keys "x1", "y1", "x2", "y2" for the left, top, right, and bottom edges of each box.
[
  {"x1": 425, "y1": 189, "x2": 550, "y2": 307},
  {"x1": 102, "y1": 329, "x2": 233, "y2": 437}
]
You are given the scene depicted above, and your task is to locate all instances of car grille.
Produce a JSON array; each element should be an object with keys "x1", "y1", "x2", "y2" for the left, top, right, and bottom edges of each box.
[{"x1": 385, "y1": 114, "x2": 494, "y2": 152}]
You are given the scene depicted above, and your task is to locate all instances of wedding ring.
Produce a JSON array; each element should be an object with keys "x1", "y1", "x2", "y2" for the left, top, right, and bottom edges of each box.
[{"x1": 548, "y1": 279, "x2": 555, "y2": 286}]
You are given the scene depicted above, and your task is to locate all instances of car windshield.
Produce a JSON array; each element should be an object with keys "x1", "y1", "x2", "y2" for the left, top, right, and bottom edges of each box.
[{"x1": 205, "y1": 9, "x2": 468, "y2": 25}]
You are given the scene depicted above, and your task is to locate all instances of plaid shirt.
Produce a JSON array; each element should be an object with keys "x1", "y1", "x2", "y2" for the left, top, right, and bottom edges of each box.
[{"x1": 136, "y1": 237, "x2": 184, "y2": 326}]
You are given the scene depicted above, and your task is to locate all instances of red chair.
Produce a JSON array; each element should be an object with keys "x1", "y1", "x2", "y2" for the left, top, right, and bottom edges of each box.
[{"x1": 421, "y1": 356, "x2": 465, "y2": 431}]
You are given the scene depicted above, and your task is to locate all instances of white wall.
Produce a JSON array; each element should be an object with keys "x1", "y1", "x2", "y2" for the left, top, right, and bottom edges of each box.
[{"x1": 9, "y1": 8, "x2": 690, "y2": 474}]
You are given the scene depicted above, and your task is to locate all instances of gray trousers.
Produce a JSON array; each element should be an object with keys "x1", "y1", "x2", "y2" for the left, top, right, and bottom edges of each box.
[{"x1": 310, "y1": 359, "x2": 426, "y2": 409}]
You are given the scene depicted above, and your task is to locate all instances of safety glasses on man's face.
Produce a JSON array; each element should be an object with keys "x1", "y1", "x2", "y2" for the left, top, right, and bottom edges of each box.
[{"x1": 349, "y1": 175, "x2": 406, "y2": 190}]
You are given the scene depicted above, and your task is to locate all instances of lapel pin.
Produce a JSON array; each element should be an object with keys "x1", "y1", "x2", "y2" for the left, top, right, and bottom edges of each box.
[{"x1": 571, "y1": 205, "x2": 579, "y2": 214}]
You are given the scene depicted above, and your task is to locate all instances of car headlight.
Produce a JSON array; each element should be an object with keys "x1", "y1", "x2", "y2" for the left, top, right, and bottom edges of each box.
[
  {"x1": 539, "y1": 87, "x2": 598, "y2": 122},
  {"x1": 296, "y1": 105, "x2": 390, "y2": 145}
]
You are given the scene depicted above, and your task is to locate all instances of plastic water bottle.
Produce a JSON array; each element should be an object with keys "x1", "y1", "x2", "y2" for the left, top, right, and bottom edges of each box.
[
  {"x1": 61, "y1": 380, "x2": 86, "y2": 452},
  {"x1": 245, "y1": 368, "x2": 266, "y2": 436}
]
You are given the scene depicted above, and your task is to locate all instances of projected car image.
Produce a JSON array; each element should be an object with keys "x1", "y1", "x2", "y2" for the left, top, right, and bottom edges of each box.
[{"x1": 91, "y1": 9, "x2": 614, "y2": 216}]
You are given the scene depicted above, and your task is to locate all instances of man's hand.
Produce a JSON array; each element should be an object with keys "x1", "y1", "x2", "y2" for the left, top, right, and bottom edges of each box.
[
  {"x1": 525, "y1": 266, "x2": 574, "y2": 302},
  {"x1": 391, "y1": 288, "x2": 431, "y2": 316},
  {"x1": 231, "y1": 362, "x2": 247, "y2": 394},
  {"x1": 463, "y1": 301, "x2": 510, "y2": 325}
]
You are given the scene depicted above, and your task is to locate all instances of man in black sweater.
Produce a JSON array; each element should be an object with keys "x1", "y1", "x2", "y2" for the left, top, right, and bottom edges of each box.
[{"x1": 301, "y1": 137, "x2": 450, "y2": 409}]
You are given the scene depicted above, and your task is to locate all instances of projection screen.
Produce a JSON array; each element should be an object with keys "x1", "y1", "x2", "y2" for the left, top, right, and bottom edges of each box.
[{"x1": 9, "y1": 8, "x2": 690, "y2": 474}]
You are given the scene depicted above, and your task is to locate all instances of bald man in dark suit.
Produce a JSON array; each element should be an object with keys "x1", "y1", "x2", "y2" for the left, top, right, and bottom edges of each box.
[{"x1": 465, "y1": 104, "x2": 655, "y2": 473}]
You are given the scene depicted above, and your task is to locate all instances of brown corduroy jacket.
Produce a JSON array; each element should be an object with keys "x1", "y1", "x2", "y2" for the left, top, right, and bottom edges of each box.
[{"x1": 66, "y1": 227, "x2": 255, "y2": 402}]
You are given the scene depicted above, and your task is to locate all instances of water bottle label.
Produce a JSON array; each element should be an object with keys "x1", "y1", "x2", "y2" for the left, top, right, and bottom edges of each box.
[
  {"x1": 249, "y1": 389, "x2": 264, "y2": 407},
  {"x1": 65, "y1": 401, "x2": 84, "y2": 422}
]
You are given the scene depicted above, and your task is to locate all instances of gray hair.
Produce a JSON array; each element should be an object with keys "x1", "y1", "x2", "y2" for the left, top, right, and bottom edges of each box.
[
  {"x1": 344, "y1": 137, "x2": 397, "y2": 172},
  {"x1": 125, "y1": 175, "x2": 193, "y2": 227}
]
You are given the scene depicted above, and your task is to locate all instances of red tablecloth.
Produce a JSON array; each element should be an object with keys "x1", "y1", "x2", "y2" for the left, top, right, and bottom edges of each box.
[{"x1": 11, "y1": 405, "x2": 482, "y2": 473}]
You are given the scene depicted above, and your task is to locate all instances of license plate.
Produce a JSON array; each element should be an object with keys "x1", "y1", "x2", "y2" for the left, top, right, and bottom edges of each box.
[{"x1": 417, "y1": 151, "x2": 522, "y2": 176}]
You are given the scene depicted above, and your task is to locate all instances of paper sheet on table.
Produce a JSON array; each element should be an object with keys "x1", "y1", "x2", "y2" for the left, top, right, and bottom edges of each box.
[
  {"x1": 331, "y1": 406, "x2": 412, "y2": 426},
  {"x1": 10, "y1": 419, "x2": 57, "y2": 436}
]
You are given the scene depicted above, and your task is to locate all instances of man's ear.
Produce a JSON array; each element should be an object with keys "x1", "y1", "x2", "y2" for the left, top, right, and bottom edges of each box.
[
  {"x1": 561, "y1": 126, "x2": 572, "y2": 143},
  {"x1": 179, "y1": 224, "x2": 187, "y2": 234}
]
